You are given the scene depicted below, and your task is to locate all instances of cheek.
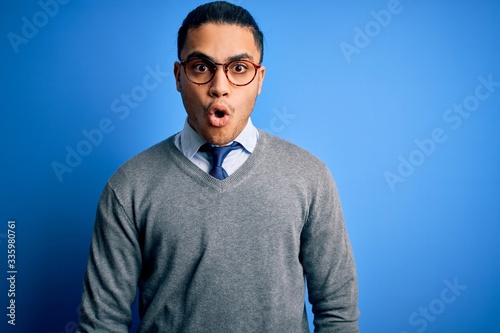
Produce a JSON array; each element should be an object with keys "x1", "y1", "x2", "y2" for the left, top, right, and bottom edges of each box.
[
  {"x1": 240, "y1": 86, "x2": 260, "y2": 112},
  {"x1": 181, "y1": 85, "x2": 203, "y2": 109}
]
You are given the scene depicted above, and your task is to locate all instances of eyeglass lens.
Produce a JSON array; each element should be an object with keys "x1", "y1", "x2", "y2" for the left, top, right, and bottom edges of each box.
[{"x1": 183, "y1": 58, "x2": 257, "y2": 86}]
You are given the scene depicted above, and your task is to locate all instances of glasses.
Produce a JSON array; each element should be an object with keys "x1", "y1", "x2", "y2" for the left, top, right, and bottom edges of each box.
[{"x1": 180, "y1": 58, "x2": 261, "y2": 86}]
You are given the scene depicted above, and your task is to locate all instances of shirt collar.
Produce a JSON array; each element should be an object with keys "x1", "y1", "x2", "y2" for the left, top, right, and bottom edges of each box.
[{"x1": 179, "y1": 117, "x2": 259, "y2": 159}]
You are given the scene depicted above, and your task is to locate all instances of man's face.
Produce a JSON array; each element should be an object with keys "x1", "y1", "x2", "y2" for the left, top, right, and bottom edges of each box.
[{"x1": 174, "y1": 23, "x2": 265, "y2": 145}]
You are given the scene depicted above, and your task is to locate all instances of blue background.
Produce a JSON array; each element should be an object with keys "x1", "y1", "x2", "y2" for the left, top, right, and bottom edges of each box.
[{"x1": 1, "y1": 0, "x2": 499, "y2": 332}]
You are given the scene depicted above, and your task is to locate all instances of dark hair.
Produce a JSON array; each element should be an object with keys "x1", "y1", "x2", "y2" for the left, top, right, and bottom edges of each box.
[{"x1": 177, "y1": 1, "x2": 264, "y2": 62}]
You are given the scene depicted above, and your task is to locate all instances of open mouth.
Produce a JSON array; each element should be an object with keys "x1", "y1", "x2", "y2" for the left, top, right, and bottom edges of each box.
[
  {"x1": 214, "y1": 110, "x2": 225, "y2": 118},
  {"x1": 207, "y1": 104, "x2": 230, "y2": 127}
]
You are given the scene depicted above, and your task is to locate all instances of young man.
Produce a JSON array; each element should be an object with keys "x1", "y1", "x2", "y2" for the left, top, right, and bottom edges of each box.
[{"x1": 78, "y1": 2, "x2": 359, "y2": 332}]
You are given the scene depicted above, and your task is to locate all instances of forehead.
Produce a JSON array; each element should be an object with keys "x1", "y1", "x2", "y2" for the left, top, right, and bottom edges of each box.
[{"x1": 181, "y1": 23, "x2": 260, "y2": 62}]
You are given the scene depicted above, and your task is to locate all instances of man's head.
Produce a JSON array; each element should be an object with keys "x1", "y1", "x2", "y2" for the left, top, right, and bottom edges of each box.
[
  {"x1": 174, "y1": 1, "x2": 266, "y2": 145},
  {"x1": 177, "y1": 1, "x2": 264, "y2": 63}
]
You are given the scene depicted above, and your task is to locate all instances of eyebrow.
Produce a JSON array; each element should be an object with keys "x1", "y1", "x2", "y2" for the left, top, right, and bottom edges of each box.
[{"x1": 185, "y1": 51, "x2": 254, "y2": 63}]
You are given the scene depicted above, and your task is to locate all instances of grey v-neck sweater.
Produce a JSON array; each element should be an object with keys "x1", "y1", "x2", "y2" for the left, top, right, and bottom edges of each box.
[{"x1": 78, "y1": 131, "x2": 359, "y2": 333}]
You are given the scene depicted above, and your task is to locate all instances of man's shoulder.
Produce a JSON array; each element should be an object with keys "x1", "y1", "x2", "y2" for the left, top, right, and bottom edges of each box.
[
  {"x1": 258, "y1": 130, "x2": 328, "y2": 170},
  {"x1": 108, "y1": 135, "x2": 177, "y2": 187}
]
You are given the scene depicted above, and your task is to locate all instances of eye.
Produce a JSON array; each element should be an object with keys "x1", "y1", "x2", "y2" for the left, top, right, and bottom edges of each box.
[
  {"x1": 229, "y1": 62, "x2": 249, "y2": 74},
  {"x1": 191, "y1": 61, "x2": 212, "y2": 73}
]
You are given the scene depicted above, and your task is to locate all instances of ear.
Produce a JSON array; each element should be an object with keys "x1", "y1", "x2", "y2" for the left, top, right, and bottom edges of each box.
[
  {"x1": 257, "y1": 65, "x2": 266, "y2": 95},
  {"x1": 174, "y1": 61, "x2": 182, "y2": 92}
]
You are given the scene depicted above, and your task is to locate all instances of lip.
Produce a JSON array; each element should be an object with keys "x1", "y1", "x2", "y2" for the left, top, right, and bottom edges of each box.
[{"x1": 207, "y1": 103, "x2": 230, "y2": 127}]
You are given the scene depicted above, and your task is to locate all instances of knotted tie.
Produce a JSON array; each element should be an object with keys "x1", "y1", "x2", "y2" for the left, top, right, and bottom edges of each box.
[{"x1": 200, "y1": 142, "x2": 241, "y2": 180}]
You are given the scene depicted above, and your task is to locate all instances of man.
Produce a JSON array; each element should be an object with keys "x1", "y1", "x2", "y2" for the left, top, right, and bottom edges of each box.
[{"x1": 78, "y1": 1, "x2": 359, "y2": 332}]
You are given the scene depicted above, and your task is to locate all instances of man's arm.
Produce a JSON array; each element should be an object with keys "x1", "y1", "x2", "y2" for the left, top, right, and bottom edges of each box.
[
  {"x1": 300, "y1": 165, "x2": 360, "y2": 333},
  {"x1": 78, "y1": 182, "x2": 142, "y2": 333}
]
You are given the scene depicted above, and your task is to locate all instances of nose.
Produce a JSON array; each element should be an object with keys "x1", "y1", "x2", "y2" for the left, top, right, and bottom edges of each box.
[{"x1": 208, "y1": 65, "x2": 230, "y2": 98}]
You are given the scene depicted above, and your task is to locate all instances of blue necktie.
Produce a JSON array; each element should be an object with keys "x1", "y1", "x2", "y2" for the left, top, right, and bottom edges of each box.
[{"x1": 200, "y1": 142, "x2": 241, "y2": 180}]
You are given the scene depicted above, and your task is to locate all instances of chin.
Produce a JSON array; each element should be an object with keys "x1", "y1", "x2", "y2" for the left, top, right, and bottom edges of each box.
[{"x1": 203, "y1": 127, "x2": 236, "y2": 146}]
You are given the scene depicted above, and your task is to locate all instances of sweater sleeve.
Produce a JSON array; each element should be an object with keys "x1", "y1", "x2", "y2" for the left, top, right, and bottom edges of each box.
[
  {"x1": 77, "y1": 182, "x2": 142, "y2": 333},
  {"x1": 300, "y1": 164, "x2": 360, "y2": 333}
]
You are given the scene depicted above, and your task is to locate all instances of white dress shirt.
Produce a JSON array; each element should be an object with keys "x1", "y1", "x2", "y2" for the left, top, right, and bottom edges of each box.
[{"x1": 173, "y1": 118, "x2": 259, "y2": 177}]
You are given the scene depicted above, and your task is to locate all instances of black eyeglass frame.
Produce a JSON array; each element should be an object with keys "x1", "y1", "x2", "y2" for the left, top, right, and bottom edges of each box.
[{"x1": 180, "y1": 58, "x2": 262, "y2": 87}]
